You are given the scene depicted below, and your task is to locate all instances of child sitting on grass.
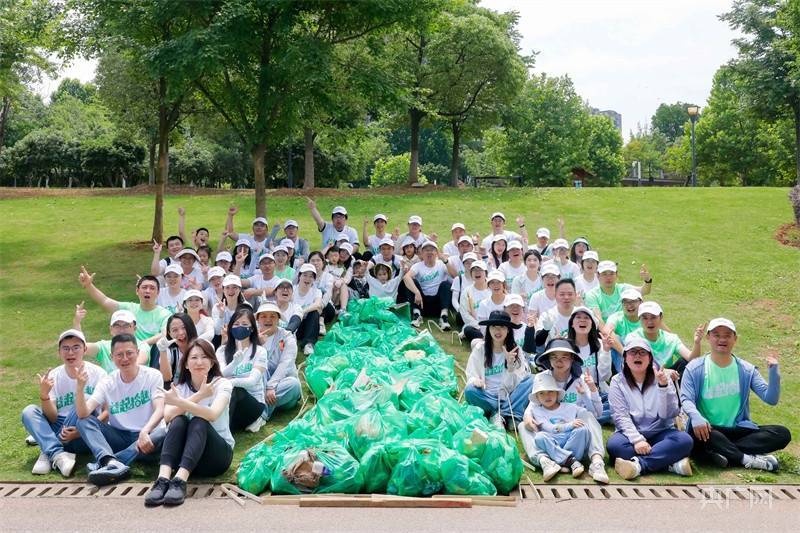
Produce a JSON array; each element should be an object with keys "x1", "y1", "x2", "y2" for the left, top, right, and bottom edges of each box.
[{"x1": 524, "y1": 372, "x2": 592, "y2": 481}]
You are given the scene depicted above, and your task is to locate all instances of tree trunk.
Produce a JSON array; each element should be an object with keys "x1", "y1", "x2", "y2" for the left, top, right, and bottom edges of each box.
[
  {"x1": 252, "y1": 142, "x2": 267, "y2": 218},
  {"x1": 152, "y1": 78, "x2": 170, "y2": 244},
  {"x1": 408, "y1": 108, "x2": 424, "y2": 185},
  {"x1": 449, "y1": 121, "x2": 461, "y2": 187},
  {"x1": 794, "y1": 102, "x2": 800, "y2": 188},
  {"x1": 148, "y1": 140, "x2": 156, "y2": 185},
  {"x1": 0, "y1": 96, "x2": 10, "y2": 154},
  {"x1": 303, "y1": 127, "x2": 315, "y2": 189}
]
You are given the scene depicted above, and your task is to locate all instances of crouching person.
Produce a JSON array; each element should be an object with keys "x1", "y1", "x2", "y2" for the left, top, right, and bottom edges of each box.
[
  {"x1": 75, "y1": 333, "x2": 166, "y2": 486},
  {"x1": 145, "y1": 339, "x2": 234, "y2": 507},
  {"x1": 607, "y1": 338, "x2": 694, "y2": 480},
  {"x1": 22, "y1": 329, "x2": 105, "y2": 477}
]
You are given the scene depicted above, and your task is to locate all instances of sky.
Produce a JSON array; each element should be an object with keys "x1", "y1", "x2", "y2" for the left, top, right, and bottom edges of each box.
[{"x1": 35, "y1": 0, "x2": 740, "y2": 140}]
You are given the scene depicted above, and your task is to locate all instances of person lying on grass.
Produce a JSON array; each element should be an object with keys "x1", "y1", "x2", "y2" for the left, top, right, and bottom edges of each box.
[{"x1": 22, "y1": 329, "x2": 105, "y2": 478}]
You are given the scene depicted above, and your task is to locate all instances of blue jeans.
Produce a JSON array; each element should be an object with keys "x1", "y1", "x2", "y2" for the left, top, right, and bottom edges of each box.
[
  {"x1": 533, "y1": 425, "x2": 591, "y2": 465},
  {"x1": 76, "y1": 415, "x2": 166, "y2": 465},
  {"x1": 610, "y1": 348, "x2": 623, "y2": 374},
  {"x1": 21, "y1": 405, "x2": 90, "y2": 459},
  {"x1": 464, "y1": 374, "x2": 533, "y2": 420},
  {"x1": 607, "y1": 428, "x2": 693, "y2": 473},
  {"x1": 596, "y1": 391, "x2": 612, "y2": 425},
  {"x1": 261, "y1": 377, "x2": 302, "y2": 420}
]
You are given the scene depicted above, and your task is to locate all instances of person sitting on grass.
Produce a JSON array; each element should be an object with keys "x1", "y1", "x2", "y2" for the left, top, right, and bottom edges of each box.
[
  {"x1": 212, "y1": 274, "x2": 247, "y2": 339},
  {"x1": 79, "y1": 267, "x2": 171, "y2": 346},
  {"x1": 272, "y1": 245, "x2": 295, "y2": 281},
  {"x1": 365, "y1": 261, "x2": 406, "y2": 300},
  {"x1": 680, "y1": 318, "x2": 791, "y2": 472},
  {"x1": 144, "y1": 339, "x2": 234, "y2": 507},
  {"x1": 402, "y1": 240, "x2": 452, "y2": 330},
  {"x1": 450, "y1": 251, "x2": 478, "y2": 317},
  {"x1": 574, "y1": 250, "x2": 599, "y2": 297},
  {"x1": 307, "y1": 199, "x2": 359, "y2": 252},
  {"x1": 526, "y1": 262, "x2": 561, "y2": 320},
  {"x1": 511, "y1": 249, "x2": 543, "y2": 304},
  {"x1": 603, "y1": 288, "x2": 643, "y2": 373},
  {"x1": 75, "y1": 333, "x2": 166, "y2": 486},
  {"x1": 215, "y1": 307, "x2": 268, "y2": 433},
  {"x1": 459, "y1": 260, "x2": 491, "y2": 344},
  {"x1": 520, "y1": 338, "x2": 609, "y2": 484},
  {"x1": 242, "y1": 253, "x2": 279, "y2": 306},
  {"x1": 182, "y1": 289, "x2": 215, "y2": 343},
  {"x1": 608, "y1": 337, "x2": 694, "y2": 480},
  {"x1": 291, "y1": 264, "x2": 324, "y2": 355},
  {"x1": 395, "y1": 215, "x2": 429, "y2": 250},
  {"x1": 525, "y1": 372, "x2": 593, "y2": 481},
  {"x1": 176, "y1": 206, "x2": 210, "y2": 250},
  {"x1": 279, "y1": 220, "x2": 309, "y2": 267},
  {"x1": 157, "y1": 264, "x2": 186, "y2": 314},
  {"x1": 362, "y1": 214, "x2": 389, "y2": 260},
  {"x1": 476, "y1": 271, "x2": 508, "y2": 334},
  {"x1": 534, "y1": 278, "x2": 578, "y2": 348},
  {"x1": 531, "y1": 227, "x2": 551, "y2": 257},
  {"x1": 584, "y1": 260, "x2": 652, "y2": 325},
  {"x1": 480, "y1": 212, "x2": 524, "y2": 251},
  {"x1": 464, "y1": 311, "x2": 533, "y2": 431},
  {"x1": 73, "y1": 306, "x2": 151, "y2": 370},
  {"x1": 628, "y1": 301, "x2": 702, "y2": 375},
  {"x1": 150, "y1": 235, "x2": 184, "y2": 276},
  {"x1": 567, "y1": 306, "x2": 613, "y2": 424},
  {"x1": 155, "y1": 313, "x2": 199, "y2": 388},
  {"x1": 225, "y1": 206, "x2": 273, "y2": 260},
  {"x1": 174, "y1": 248, "x2": 205, "y2": 289},
  {"x1": 498, "y1": 240, "x2": 526, "y2": 290},
  {"x1": 548, "y1": 239, "x2": 581, "y2": 280},
  {"x1": 370, "y1": 237, "x2": 404, "y2": 278},
  {"x1": 22, "y1": 329, "x2": 105, "y2": 478},
  {"x1": 442, "y1": 222, "x2": 467, "y2": 258}
]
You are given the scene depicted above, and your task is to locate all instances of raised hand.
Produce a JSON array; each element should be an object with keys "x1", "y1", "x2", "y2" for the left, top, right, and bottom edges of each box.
[
  {"x1": 305, "y1": 196, "x2": 316, "y2": 210},
  {"x1": 599, "y1": 330, "x2": 612, "y2": 351},
  {"x1": 228, "y1": 205, "x2": 238, "y2": 217},
  {"x1": 177, "y1": 207, "x2": 186, "y2": 217},
  {"x1": 75, "y1": 364, "x2": 89, "y2": 388},
  {"x1": 583, "y1": 368, "x2": 598, "y2": 393},
  {"x1": 152, "y1": 240, "x2": 162, "y2": 254},
  {"x1": 766, "y1": 354, "x2": 779, "y2": 368},
  {"x1": 429, "y1": 232, "x2": 438, "y2": 242},
  {"x1": 235, "y1": 248, "x2": 247, "y2": 264},
  {"x1": 694, "y1": 323, "x2": 707, "y2": 345},
  {"x1": 654, "y1": 364, "x2": 668, "y2": 386},
  {"x1": 37, "y1": 368, "x2": 54, "y2": 397},
  {"x1": 639, "y1": 263, "x2": 651, "y2": 281},
  {"x1": 78, "y1": 266, "x2": 96, "y2": 288},
  {"x1": 74, "y1": 301, "x2": 87, "y2": 324},
  {"x1": 516, "y1": 215, "x2": 525, "y2": 227},
  {"x1": 503, "y1": 345, "x2": 520, "y2": 366},
  {"x1": 391, "y1": 227, "x2": 401, "y2": 241}
]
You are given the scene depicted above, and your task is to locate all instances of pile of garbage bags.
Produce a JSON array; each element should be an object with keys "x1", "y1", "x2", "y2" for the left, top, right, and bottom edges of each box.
[{"x1": 237, "y1": 297, "x2": 522, "y2": 497}]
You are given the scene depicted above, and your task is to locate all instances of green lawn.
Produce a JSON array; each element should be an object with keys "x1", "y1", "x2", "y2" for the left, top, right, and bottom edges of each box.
[{"x1": 0, "y1": 186, "x2": 798, "y2": 485}]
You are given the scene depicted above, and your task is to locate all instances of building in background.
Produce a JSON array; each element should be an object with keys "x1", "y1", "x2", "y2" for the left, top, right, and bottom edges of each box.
[{"x1": 589, "y1": 107, "x2": 622, "y2": 132}]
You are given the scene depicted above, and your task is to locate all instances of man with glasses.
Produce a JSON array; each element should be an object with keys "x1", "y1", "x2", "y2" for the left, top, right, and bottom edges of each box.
[
  {"x1": 72, "y1": 306, "x2": 152, "y2": 371},
  {"x1": 22, "y1": 329, "x2": 106, "y2": 477},
  {"x1": 75, "y1": 334, "x2": 166, "y2": 486}
]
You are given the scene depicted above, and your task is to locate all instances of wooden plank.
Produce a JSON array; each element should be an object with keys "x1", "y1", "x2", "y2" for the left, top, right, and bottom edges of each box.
[
  {"x1": 299, "y1": 496, "x2": 472, "y2": 508},
  {"x1": 219, "y1": 484, "x2": 246, "y2": 507}
]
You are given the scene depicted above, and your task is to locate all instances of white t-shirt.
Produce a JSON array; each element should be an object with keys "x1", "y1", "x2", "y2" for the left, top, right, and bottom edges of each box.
[
  {"x1": 443, "y1": 240, "x2": 459, "y2": 258},
  {"x1": 498, "y1": 261, "x2": 526, "y2": 290},
  {"x1": 366, "y1": 234, "x2": 388, "y2": 255},
  {"x1": 476, "y1": 296, "x2": 506, "y2": 331},
  {"x1": 527, "y1": 289, "x2": 557, "y2": 316},
  {"x1": 575, "y1": 274, "x2": 599, "y2": 297},
  {"x1": 194, "y1": 315, "x2": 215, "y2": 342},
  {"x1": 481, "y1": 230, "x2": 522, "y2": 251},
  {"x1": 248, "y1": 274, "x2": 280, "y2": 298},
  {"x1": 537, "y1": 307, "x2": 572, "y2": 339},
  {"x1": 157, "y1": 288, "x2": 185, "y2": 314},
  {"x1": 89, "y1": 366, "x2": 165, "y2": 432},
  {"x1": 203, "y1": 287, "x2": 223, "y2": 314},
  {"x1": 320, "y1": 223, "x2": 359, "y2": 249},
  {"x1": 174, "y1": 379, "x2": 234, "y2": 449},
  {"x1": 238, "y1": 232, "x2": 272, "y2": 259},
  {"x1": 553, "y1": 259, "x2": 581, "y2": 280},
  {"x1": 294, "y1": 285, "x2": 322, "y2": 310},
  {"x1": 410, "y1": 260, "x2": 450, "y2": 296},
  {"x1": 460, "y1": 284, "x2": 492, "y2": 328},
  {"x1": 278, "y1": 302, "x2": 303, "y2": 328},
  {"x1": 484, "y1": 352, "x2": 507, "y2": 395},
  {"x1": 216, "y1": 345, "x2": 268, "y2": 402},
  {"x1": 511, "y1": 272, "x2": 542, "y2": 304},
  {"x1": 49, "y1": 362, "x2": 106, "y2": 416},
  {"x1": 180, "y1": 266, "x2": 205, "y2": 290}
]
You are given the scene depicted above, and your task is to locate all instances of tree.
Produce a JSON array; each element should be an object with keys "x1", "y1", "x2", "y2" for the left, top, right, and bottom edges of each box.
[
  {"x1": 722, "y1": 0, "x2": 800, "y2": 186},
  {"x1": 50, "y1": 78, "x2": 96, "y2": 104},
  {"x1": 622, "y1": 125, "x2": 668, "y2": 179},
  {"x1": 585, "y1": 115, "x2": 625, "y2": 186},
  {"x1": 371, "y1": 153, "x2": 428, "y2": 187},
  {"x1": 426, "y1": 7, "x2": 528, "y2": 186},
  {"x1": 188, "y1": 0, "x2": 435, "y2": 215},
  {"x1": 651, "y1": 102, "x2": 699, "y2": 143},
  {"x1": 499, "y1": 74, "x2": 589, "y2": 186}
]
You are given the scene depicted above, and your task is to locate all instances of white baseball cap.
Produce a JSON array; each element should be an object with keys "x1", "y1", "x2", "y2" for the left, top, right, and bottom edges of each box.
[
  {"x1": 207, "y1": 266, "x2": 226, "y2": 279},
  {"x1": 373, "y1": 213, "x2": 388, "y2": 223},
  {"x1": 379, "y1": 237, "x2": 395, "y2": 248},
  {"x1": 331, "y1": 206, "x2": 347, "y2": 216},
  {"x1": 492, "y1": 234, "x2": 508, "y2": 243},
  {"x1": 279, "y1": 238, "x2": 295, "y2": 249},
  {"x1": 58, "y1": 329, "x2": 86, "y2": 344},
  {"x1": 284, "y1": 219, "x2": 298, "y2": 229},
  {"x1": 272, "y1": 245, "x2": 289, "y2": 255},
  {"x1": 110, "y1": 310, "x2": 136, "y2": 326},
  {"x1": 420, "y1": 240, "x2": 438, "y2": 251},
  {"x1": 620, "y1": 288, "x2": 642, "y2": 301},
  {"x1": 408, "y1": 215, "x2": 423, "y2": 225},
  {"x1": 258, "y1": 252, "x2": 275, "y2": 263},
  {"x1": 235, "y1": 238, "x2": 251, "y2": 248},
  {"x1": 457, "y1": 235, "x2": 474, "y2": 245},
  {"x1": 573, "y1": 237, "x2": 590, "y2": 246},
  {"x1": 487, "y1": 271, "x2": 506, "y2": 283},
  {"x1": 623, "y1": 337, "x2": 652, "y2": 354},
  {"x1": 638, "y1": 301, "x2": 663, "y2": 317},
  {"x1": 570, "y1": 305, "x2": 598, "y2": 327},
  {"x1": 176, "y1": 248, "x2": 200, "y2": 261},
  {"x1": 490, "y1": 212, "x2": 506, "y2": 221},
  {"x1": 339, "y1": 242, "x2": 354, "y2": 254},
  {"x1": 451, "y1": 223, "x2": 465, "y2": 231},
  {"x1": 335, "y1": 233, "x2": 350, "y2": 242},
  {"x1": 215, "y1": 251, "x2": 233, "y2": 263},
  {"x1": 504, "y1": 294, "x2": 524, "y2": 307},
  {"x1": 707, "y1": 317, "x2": 736, "y2": 334},
  {"x1": 597, "y1": 260, "x2": 617, "y2": 273},
  {"x1": 470, "y1": 260, "x2": 488, "y2": 271},
  {"x1": 275, "y1": 278, "x2": 293, "y2": 289},
  {"x1": 536, "y1": 227, "x2": 550, "y2": 239},
  {"x1": 401, "y1": 236, "x2": 416, "y2": 248},
  {"x1": 540, "y1": 263, "x2": 561, "y2": 277},
  {"x1": 462, "y1": 252, "x2": 479, "y2": 263},
  {"x1": 299, "y1": 263, "x2": 317, "y2": 276},
  {"x1": 508, "y1": 240, "x2": 523, "y2": 251},
  {"x1": 222, "y1": 274, "x2": 242, "y2": 287},
  {"x1": 164, "y1": 263, "x2": 183, "y2": 276},
  {"x1": 582, "y1": 250, "x2": 599, "y2": 262},
  {"x1": 182, "y1": 289, "x2": 205, "y2": 304},
  {"x1": 252, "y1": 217, "x2": 268, "y2": 226},
  {"x1": 551, "y1": 238, "x2": 569, "y2": 250},
  {"x1": 255, "y1": 303, "x2": 281, "y2": 317}
]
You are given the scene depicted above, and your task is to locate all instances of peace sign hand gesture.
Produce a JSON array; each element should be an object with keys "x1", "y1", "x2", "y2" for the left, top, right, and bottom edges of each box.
[
  {"x1": 78, "y1": 266, "x2": 96, "y2": 288},
  {"x1": 152, "y1": 240, "x2": 162, "y2": 253},
  {"x1": 503, "y1": 345, "x2": 520, "y2": 367},
  {"x1": 654, "y1": 364, "x2": 669, "y2": 386},
  {"x1": 639, "y1": 263, "x2": 651, "y2": 282},
  {"x1": 37, "y1": 369, "x2": 54, "y2": 397},
  {"x1": 74, "y1": 301, "x2": 87, "y2": 324},
  {"x1": 583, "y1": 368, "x2": 598, "y2": 393}
]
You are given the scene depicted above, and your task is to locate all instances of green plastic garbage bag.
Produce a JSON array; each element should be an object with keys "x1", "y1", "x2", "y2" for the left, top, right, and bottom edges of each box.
[
  {"x1": 236, "y1": 442, "x2": 281, "y2": 495},
  {"x1": 270, "y1": 443, "x2": 363, "y2": 495},
  {"x1": 439, "y1": 448, "x2": 497, "y2": 496},
  {"x1": 347, "y1": 405, "x2": 408, "y2": 459},
  {"x1": 386, "y1": 444, "x2": 444, "y2": 496},
  {"x1": 453, "y1": 422, "x2": 523, "y2": 495}
]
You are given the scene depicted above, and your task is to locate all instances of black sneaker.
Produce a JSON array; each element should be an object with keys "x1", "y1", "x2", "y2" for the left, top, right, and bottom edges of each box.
[
  {"x1": 164, "y1": 477, "x2": 187, "y2": 506},
  {"x1": 708, "y1": 452, "x2": 728, "y2": 468},
  {"x1": 144, "y1": 477, "x2": 170, "y2": 507}
]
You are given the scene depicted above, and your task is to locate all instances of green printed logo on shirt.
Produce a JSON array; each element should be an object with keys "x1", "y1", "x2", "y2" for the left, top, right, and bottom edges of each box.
[
  {"x1": 562, "y1": 392, "x2": 578, "y2": 403},
  {"x1": 699, "y1": 357, "x2": 740, "y2": 428},
  {"x1": 418, "y1": 270, "x2": 441, "y2": 283},
  {"x1": 235, "y1": 362, "x2": 254, "y2": 376},
  {"x1": 109, "y1": 390, "x2": 151, "y2": 415},
  {"x1": 485, "y1": 363, "x2": 505, "y2": 377},
  {"x1": 55, "y1": 387, "x2": 94, "y2": 410}
]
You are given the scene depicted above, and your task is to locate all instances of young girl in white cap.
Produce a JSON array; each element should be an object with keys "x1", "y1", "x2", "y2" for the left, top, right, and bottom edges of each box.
[
  {"x1": 182, "y1": 290, "x2": 215, "y2": 343},
  {"x1": 569, "y1": 237, "x2": 591, "y2": 264},
  {"x1": 498, "y1": 240, "x2": 526, "y2": 289},
  {"x1": 574, "y1": 250, "x2": 599, "y2": 297},
  {"x1": 212, "y1": 275, "x2": 246, "y2": 338},
  {"x1": 365, "y1": 262, "x2": 406, "y2": 299},
  {"x1": 487, "y1": 234, "x2": 509, "y2": 271},
  {"x1": 549, "y1": 239, "x2": 580, "y2": 280},
  {"x1": 476, "y1": 271, "x2": 508, "y2": 333},
  {"x1": 512, "y1": 249, "x2": 543, "y2": 304}
]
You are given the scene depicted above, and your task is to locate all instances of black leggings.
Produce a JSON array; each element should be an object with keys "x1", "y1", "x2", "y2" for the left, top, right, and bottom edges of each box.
[
  {"x1": 298, "y1": 310, "x2": 321, "y2": 349},
  {"x1": 229, "y1": 387, "x2": 265, "y2": 431},
  {"x1": 160, "y1": 415, "x2": 233, "y2": 477},
  {"x1": 322, "y1": 302, "x2": 336, "y2": 323},
  {"x1": 399, "y1": 279, "x2": 452, "y2": 318},
  {"x1": 463, "y1": 326, "x2": 483, "y2": 342},
  {"x1": 693, "y1": 424, "x2": 791, "y2": 465}
]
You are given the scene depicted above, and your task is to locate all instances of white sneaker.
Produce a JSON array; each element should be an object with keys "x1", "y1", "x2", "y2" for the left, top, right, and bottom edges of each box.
[
  {"x1": 411, "y1": 314, "x2": 422, "y2": 328},
  {"x1": 588, "y1": 458, "x2": 609, "y2": 484},
  {"x1": 438, "y1": 317, "x2": 451, "y2": 331},
  {"x1": 245, "y1": 416, "x2": 267, "y2": 433},
  {"x1": 303, "y1": 344, "x2": 315, "y2": 356},
  {"x1": 667, "y1": 457, "x2": 693, "y2": 477},
  {"x1": 319, "y1": 319, "x2": 326, "y2": 336},
  {"x1": 490, "y1": 412, "x2": 505, "y2": 430},
  {"x1": 570, "y1": 460, "x2": 585, "y2": 478},
  {"x1": 539, "y1": 456, "x2": 560, "y2": 481},
  {"x1": 614, "y1": 457, "x2": 641, "y2": 480},
  {"x1": 25, "y1": 434, "x2": 37, "y2": 446},
  {"x1": 764, "y1": 454, "x2": 779, "y2": 470},
  {"x1": 743, "y1": 454, "x2": 775, "y2": 471},
  {"x1": 52, "y1": 452, "x2": 76, "y2": 477},
  {"x1": 32, "y1": 452, "x2": 51, "y2": 475}
]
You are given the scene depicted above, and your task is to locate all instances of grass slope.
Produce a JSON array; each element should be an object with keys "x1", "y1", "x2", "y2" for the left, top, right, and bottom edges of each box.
[{"x1": 0, "y1": 187, "x2": 797, "y2": 485}]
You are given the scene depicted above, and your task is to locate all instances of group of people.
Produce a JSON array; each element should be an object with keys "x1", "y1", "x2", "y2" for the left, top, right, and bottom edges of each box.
[{"x1": 22, "y1": 200, "x2": 791, "y2": 506}]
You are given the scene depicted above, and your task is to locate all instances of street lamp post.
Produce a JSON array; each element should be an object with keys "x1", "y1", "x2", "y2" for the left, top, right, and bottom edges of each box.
[{"x1": 687, "y1": 106, "x2": 700, "y2": 187}]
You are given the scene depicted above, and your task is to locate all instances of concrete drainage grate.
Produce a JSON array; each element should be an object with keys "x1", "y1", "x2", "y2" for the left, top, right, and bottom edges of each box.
[
  {"x1": 0, "y1": 483, "x2": 227, "y2": 499},
  {"x1": 519, "y1": 484, "x2": 800, "y2": 502}
]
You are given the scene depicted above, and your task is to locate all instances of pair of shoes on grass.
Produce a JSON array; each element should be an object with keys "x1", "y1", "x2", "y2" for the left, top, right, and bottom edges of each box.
[{"x1": 144, "y1": 477, "x2": 188, "y2": 507}]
